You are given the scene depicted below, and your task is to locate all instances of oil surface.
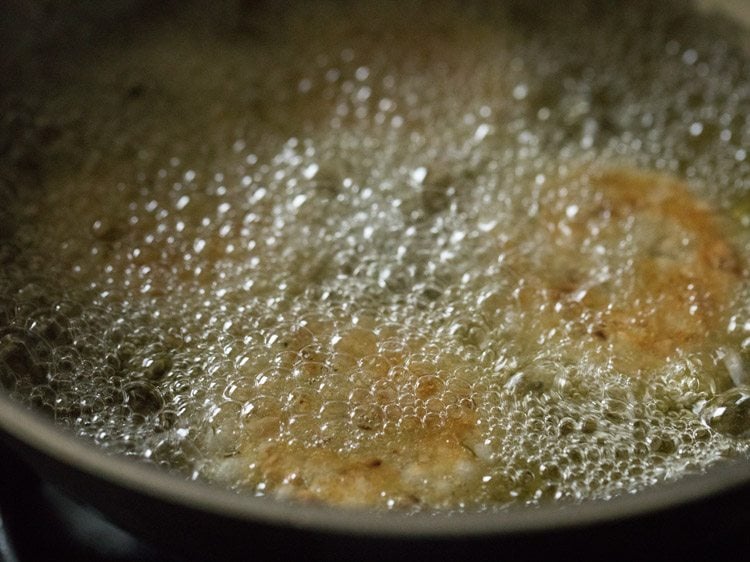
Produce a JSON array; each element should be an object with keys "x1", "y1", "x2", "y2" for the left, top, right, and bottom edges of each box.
[{"x1": 1, "y1": 0, "x2": 750, "y2": 511}]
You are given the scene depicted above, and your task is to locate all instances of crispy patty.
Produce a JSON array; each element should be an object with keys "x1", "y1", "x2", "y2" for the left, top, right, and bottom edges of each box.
[{"x1": 221, "y1": 168, "x2": 745, "y2": 507}]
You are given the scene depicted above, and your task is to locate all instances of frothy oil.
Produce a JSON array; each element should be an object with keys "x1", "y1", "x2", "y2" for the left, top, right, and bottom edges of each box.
[{"x1": 1, "y1": 0, "x2": 750, "y2": 511}]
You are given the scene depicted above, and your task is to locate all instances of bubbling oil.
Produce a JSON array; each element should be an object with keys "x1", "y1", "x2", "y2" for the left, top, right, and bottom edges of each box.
[{"x1": 1, "y1": 0, "x2": 750, "y2": 510}]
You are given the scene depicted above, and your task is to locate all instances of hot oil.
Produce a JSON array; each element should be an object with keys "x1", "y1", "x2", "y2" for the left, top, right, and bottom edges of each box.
[{"x1": 1, "y1": 0, "x2": 750, "y2": 510}]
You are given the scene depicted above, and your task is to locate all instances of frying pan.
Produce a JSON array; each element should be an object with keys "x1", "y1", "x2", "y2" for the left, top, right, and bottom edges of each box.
[{"x1": 1, "y1": 1, "x2": 750, "y2": 559}]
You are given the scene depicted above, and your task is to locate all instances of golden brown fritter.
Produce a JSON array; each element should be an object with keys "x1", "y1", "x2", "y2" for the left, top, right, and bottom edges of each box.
[
  {"x1": 528, "y1": 168, "x2": 744, "y2": 373},
  {"x1": 223, "y1": 168, "x2": 745, "y2": 507}
]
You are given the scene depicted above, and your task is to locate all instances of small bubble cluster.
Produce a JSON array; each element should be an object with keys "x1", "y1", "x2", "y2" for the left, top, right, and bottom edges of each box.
[{"x1": 1, "y1": 0, "x2": 750, "y2": 511}]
